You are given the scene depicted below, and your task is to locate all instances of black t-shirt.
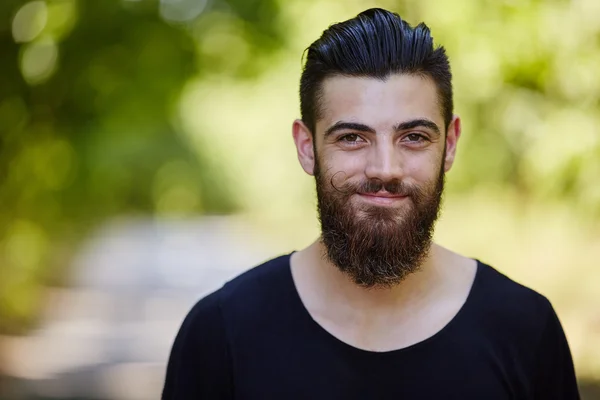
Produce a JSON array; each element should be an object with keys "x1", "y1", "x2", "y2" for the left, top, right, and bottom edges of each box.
[{"x1": 162, "y1": 254, "x2": 580, "y2": 399}]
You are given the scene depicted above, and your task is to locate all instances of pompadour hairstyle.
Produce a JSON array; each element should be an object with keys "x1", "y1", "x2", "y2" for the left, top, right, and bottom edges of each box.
[{"x1": 299, "y1": 8, "x2": 453, "y2": 135}]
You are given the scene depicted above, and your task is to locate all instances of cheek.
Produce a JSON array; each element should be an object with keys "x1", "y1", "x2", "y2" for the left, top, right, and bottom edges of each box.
[
  {"x1": 323, "y1": 149, "x2": 366, "y2": 176},
  {"x1": 404, "y1": 153, "x2": 442, "y2": 182}
]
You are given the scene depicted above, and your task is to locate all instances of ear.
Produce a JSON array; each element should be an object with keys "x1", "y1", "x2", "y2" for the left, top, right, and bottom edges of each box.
[
  {"x1": 292, "y1": 119, "x2": 316, "y2": 176},
  {"x1": 444, "y1": 115, "x2": 461, "y2": 172}
]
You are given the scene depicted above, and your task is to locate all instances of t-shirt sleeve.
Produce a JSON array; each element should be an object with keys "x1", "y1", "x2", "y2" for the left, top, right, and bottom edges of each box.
[
  {"x1": 162, "y1": 290, "x2": 233, "y2": 400},
  {"x1": 532, "y1": 300, "x2": 580, "y2": 400}
]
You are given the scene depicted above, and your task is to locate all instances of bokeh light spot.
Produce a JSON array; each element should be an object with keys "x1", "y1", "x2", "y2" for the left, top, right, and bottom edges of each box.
[
  {"x1": 160, "y1": 0, "x2": 208, "y2": 23},
  {"x1": 12, "y1": 1, "x2": 48, "y2": 43},
  {"x1": 19, "y1": 37, "x2": 59, "y2": 85},
  {"x1": 46, "y1": 0, "x2": 78, "y2": 41}
]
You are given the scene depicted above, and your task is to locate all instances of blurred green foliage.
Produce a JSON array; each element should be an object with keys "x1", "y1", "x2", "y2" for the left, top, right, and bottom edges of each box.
[
  {"x1": 1, "y1": 0, "x2": 599, "y2": 345},
  {"x1": 0, "y1": 0, "x2": 285, "y2": 334},
  {"x1": 416, "y1": 0, "x2": 600, "y2": 210}
]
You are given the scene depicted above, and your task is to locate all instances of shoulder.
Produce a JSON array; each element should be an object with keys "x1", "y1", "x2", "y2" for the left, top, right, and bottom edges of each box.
[
  {"x1": 472, "y1": 261, "x2": 579, "y2": 397},
  {"x1": 220, "y1": 253, "x2": 293, "y2": 300},
  {"x1": 181, "y1": 253, "x2": 293, "y2": 331},
  {"x1": 472, "y1": 260, "x2": 555, "y2": 339},
  {"x1": 162, "y1": 253, "x2": 292, "y2": 399},
  {"x1": 167, "y1": 253, "x2": 292, "y2": 361},
  {"x1": 476, "y1": 261, "x2": 552, "y2": 312}
]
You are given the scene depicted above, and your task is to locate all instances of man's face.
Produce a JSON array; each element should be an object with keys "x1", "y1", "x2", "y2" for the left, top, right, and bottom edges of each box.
[{"x1": 293, "y1": 74, "x2": 461, "y2": 288}]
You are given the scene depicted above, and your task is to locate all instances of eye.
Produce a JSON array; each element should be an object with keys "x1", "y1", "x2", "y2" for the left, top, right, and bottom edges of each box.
[
  {"x1": 338, "y1": 133, "x2": 365, "y2": 144},
  {"x1": 403, "y1": 133, "x2": 429, "y2": 144}
]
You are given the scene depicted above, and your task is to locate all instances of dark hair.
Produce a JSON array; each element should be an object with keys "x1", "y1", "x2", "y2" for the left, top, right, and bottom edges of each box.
[{"x1": 299, "y1": 8, "x2": 453, "y2": 135}]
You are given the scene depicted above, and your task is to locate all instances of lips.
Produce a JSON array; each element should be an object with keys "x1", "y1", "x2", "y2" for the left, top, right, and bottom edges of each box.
[
  {"x1": 358, "y1": 191, "x2": 407, "y2": 198},
  {"x1": 355, "y1": 192, "x2": 408, "y2": 206}
]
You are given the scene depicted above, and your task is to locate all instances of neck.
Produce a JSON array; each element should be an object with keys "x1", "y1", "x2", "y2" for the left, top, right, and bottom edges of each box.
[
  {"x1": 290, "y1": 238, "x2": 478, "y2": 352},
  {"x1": 294, "y1": 239, "x2": 445, "y2": 314}
]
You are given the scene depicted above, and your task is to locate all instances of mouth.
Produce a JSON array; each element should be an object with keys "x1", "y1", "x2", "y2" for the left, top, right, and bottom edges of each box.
[{"x1": 356, "y1": 191, "x2": 408, "y2": 205}]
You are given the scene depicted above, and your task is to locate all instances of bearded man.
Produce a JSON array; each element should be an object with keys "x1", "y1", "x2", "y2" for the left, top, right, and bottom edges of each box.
[{"x1": 162, "y1": 8, "x2": 579, "y2": 399}]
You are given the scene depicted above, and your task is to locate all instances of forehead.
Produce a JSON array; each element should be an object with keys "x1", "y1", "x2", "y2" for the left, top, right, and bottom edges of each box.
[{"x1": 317, "y1": 74, "x2": 443, "y2": 131}]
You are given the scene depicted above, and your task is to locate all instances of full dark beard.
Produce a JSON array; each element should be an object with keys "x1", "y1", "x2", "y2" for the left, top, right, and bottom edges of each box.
[{"x1": 315, "y1": 160, "x2": 445, "y2": 289}]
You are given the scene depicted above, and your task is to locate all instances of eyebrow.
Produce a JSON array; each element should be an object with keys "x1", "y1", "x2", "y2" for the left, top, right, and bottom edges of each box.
[
  {"x1": 324, "y1": 122, "x2": 375, "y2": 137},
  {"x1": 394, "y1": 119, "x2": 441, "y2": 136},
  {"x1": 324, "y1": 118, "x2": 442, "y2": 138}
]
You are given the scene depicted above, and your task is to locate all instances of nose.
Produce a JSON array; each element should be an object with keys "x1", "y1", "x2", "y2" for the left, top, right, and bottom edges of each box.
[{"x1": 364, "y1": 141, "x2": 404, "y2": 182}]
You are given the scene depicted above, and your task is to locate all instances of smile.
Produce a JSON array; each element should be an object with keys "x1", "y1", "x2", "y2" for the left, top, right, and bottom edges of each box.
[{"x1": 356, "y1": 192, "x2": 408, "y2": 205}]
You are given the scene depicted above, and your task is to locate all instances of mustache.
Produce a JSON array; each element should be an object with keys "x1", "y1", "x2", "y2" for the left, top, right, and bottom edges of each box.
[{"x1": 332, "y1": 177, "x2": 423, "y2": 198}]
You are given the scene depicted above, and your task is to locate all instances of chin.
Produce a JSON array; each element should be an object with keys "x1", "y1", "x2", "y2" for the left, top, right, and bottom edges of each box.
[{"x1": 354, "y1": 201, "x2": 412, "y2": 222}]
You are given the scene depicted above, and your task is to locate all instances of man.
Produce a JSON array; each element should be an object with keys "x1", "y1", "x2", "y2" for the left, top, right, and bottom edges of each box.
[{"x1": 162, "y1": 8, "x2": 579, "y2": 399}]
